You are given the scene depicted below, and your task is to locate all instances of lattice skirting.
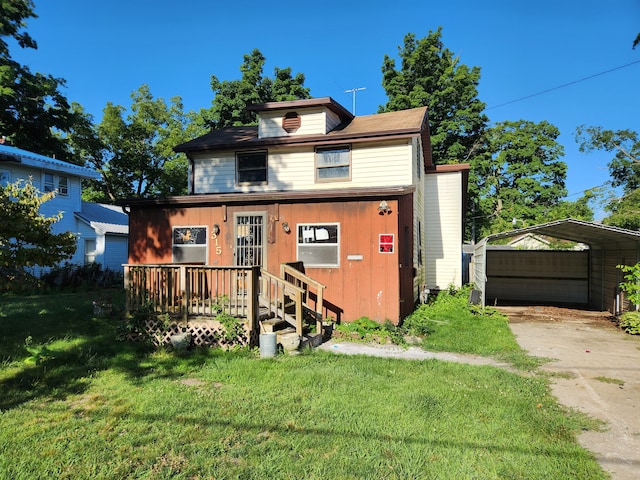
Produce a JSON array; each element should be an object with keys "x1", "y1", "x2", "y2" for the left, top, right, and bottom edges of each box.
[{"x1": 129, "y1": 318, "x2": 254, "y2": 348}]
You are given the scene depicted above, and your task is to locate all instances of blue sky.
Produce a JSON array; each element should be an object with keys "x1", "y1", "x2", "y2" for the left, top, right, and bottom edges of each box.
[{"x1": 11, "y1": 0, "x2": 640, "y2": 218}]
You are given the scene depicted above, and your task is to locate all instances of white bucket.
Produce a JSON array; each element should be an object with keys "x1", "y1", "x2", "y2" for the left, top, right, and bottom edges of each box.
[{"x1": 259, "y1": 333, "x2": 277, "y2": 358}]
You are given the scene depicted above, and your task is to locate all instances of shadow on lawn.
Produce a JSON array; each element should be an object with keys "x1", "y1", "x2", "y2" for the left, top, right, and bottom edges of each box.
[{"x1": 0, "y1": 317, "x2": 236, "y2": 411}]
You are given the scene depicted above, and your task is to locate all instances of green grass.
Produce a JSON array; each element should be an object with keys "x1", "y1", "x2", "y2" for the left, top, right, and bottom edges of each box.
[
  {"x1": 0, "y1": 290, "x2": 607, "y2": 479},
  {"x1": 594, "y1": 376, "x2": 625, "y2": 386}
]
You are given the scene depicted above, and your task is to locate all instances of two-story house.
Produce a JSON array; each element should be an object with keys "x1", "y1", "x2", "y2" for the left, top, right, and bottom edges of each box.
[
  {"x1": 0, "y1": 144, "x2": 128, "y2": 275},
  {"x1": 124, "y1": 97, "x2": 469, "y2": 323}
]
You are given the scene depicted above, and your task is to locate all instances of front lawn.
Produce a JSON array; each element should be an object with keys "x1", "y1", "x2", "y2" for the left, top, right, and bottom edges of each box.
[{"x1": 0, "y1": 290, "x2": 605, "y2": 479}]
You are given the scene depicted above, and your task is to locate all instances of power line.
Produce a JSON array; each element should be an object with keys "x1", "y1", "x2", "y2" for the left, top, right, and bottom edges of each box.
[{"x1": 486, "y1": 60, "x2": 640, "y2": 111}]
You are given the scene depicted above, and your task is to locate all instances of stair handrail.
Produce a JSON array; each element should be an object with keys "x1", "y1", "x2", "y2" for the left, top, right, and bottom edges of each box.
[
  {"x1": 259, "y1": 269, "x2": 305, "y2": 335},
  {"x1": 280, "y1": 263, "x2": 326, "y2": 333}
]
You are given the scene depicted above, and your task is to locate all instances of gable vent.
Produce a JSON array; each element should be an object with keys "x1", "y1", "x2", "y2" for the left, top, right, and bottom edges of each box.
[{"x1": 282, "y1": 112, "x2": 301, "y2": 133}]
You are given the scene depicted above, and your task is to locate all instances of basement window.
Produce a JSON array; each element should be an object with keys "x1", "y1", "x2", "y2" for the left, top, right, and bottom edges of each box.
[{"x1": 297, "y1": 223, "x2": 340, "y2": 268}]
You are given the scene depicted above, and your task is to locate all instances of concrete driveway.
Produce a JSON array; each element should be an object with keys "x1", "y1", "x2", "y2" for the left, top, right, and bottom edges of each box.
[{"x1": 501, "y1": 306, "x2": 640, "y2": 480}]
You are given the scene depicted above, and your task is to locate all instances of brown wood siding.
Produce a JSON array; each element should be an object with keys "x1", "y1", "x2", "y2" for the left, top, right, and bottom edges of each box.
[
  {"x1": 398, "y1": 194, "x2": 416, "y2": 319},
  {"x1": 128, "y1": 197, "x2": 408, "y2": 323}
]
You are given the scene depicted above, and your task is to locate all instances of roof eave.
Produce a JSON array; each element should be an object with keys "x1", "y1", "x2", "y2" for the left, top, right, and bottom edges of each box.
[
  {"x1": 175, "y1": 128, "x2": 423, "y2": 154},
  {"x1": 247, "y1": 96, "x2": 354, "y2": 121},
  {"x1": 120, "y1": 185, "x2": 416, "y2": 208}
]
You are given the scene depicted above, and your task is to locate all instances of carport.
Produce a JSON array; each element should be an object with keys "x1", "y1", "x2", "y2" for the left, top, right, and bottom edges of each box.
[{"x1": 473, "y1": 218, "x2": 640, "y2": 314}]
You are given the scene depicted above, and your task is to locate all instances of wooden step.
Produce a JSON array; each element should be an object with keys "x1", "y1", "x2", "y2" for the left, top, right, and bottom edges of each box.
[
  {"x1": 260, "y1": 317, "x2": 288, "y2": 333},
  {"x1": 258, "y1": 306, "x2": 275, "y2": 322}
]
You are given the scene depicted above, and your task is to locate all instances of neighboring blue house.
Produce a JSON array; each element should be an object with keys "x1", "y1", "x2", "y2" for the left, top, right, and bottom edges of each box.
[
  {"x1": 74, "y1": 202, "x2": 129, "y2": 271},
  {"x1": 0, "y1": 144, "x2": 129, "y2": 274}
]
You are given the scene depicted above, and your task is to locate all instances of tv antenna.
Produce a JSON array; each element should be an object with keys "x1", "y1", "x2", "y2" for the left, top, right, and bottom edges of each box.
[{"x1": 345, "y1": 87, "x2": 366, "y2": 115}]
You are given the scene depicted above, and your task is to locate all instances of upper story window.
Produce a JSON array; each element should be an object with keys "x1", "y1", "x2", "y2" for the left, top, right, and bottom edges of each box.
[
  {"x1": 58, "y1": 176, "x2": 69, "y2": 196},
  {"x1": 315, "y1": 145, "x2": 351, "y2": 182},
  {"x1": 44, "y1": 173, "x2": 55, "y2": 192},
  {"x1": 237, "y1": 151, "x2": 267, "y2": 185},
  {"x1": 43, "y1": 173, "x2": 69, "y2": 196}
]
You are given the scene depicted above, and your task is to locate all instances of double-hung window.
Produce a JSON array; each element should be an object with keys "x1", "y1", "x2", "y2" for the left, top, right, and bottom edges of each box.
[
  {"x1": 315, "y1": 145, "x2": 351, "y2": 181},
  {"x1": 297, "y1": 223, "x2": 340, "y2": 268},
  {"x1": 43, "y1": 173, "x2": 68, "y2": 196},
  {"x1": 57, "y1": 176, "x2": 69, "y2": 196},
  {"x1": 236, "y1": 151, "x2": 267, "y2": 185},
  {"x1": 44, "y1": 173, "x2": 55, "y2": 192}
]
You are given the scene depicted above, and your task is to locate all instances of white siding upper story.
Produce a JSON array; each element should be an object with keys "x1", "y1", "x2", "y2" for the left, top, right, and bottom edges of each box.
[
  {"x1": 258, "y1": 107, "x2": 343, "y2": 138},
  {"x1": 191, "y1": 139, "x2": 415, "y2": 194},
  {"x1": 424, "y1": 171, "x2": 463, "y2": 290}
]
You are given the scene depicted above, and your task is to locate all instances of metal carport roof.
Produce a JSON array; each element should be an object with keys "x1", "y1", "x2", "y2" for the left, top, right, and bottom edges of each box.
[
  {"x1": 473, "y1": 218, "x2": 640, "y2": 308},
  {"x1": 481, "y1": 218, "x2": 640, "y2": 249}
]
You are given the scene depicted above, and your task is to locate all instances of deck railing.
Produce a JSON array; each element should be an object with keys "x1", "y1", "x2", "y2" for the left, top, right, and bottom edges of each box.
[
  {"x1": 259, "y1": 269, "x2": 305, "y2": 335},
  {"x1": 281, "y1": 263, "x2": 326, "y2": 333},
  {"x1": 124, "y1": 264, "x2": 259, "y2": 327}
]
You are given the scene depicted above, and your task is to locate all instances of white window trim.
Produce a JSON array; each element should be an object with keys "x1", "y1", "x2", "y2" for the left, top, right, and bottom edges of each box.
[
  {"x1": 172, "y1": 225, "x2": 209, "y2": 264},
  {"x1": 315, "y1": 145, "x2": 351, "y2": 183},
  {"x1": 42, "y1": 172, "x2": 69, "y2": 196},
  {"x1": 85, "y1": 238, "x2": 97, "y2": 265},
  {"x1": 58, "y1": 176, "x2": 69, "y2": 196},
  {"x1": 43, "y1": 172, "x2": 55, "y2": 193},
  {"x1": 296, "y1": 222, "x2": 340, "y2": 268}
]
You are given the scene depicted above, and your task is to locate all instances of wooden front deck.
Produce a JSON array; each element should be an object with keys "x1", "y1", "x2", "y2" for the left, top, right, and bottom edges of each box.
[{"x1": 123, "y1": 264, "x2": 327, "y2": 347}]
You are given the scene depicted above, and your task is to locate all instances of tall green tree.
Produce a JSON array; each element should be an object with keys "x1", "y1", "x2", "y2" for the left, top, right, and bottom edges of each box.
[
  {"x1": 575, "y1": 125, "x2": 640, "y2": 229},
  {"x1": 575, "y1": 125, "x2": 640, "y2": 192},
  {"x1": 0, "y1": 0, "x2": 81, "y2": 159},
  {"x1": 379, "y1": 28, "x2": 488, "y2": 165},
  {"x1": 69, "y1": 85, "x2": 198, "y2": 201},
  {"x1": 472, "y1": 120, "x2": 579, "y2": 237},
  {"x1": 0, "y1": 178, "x2": 76, "y2": 290},
  {"x1": 198, "y1": 49, "x2": 311, "y2": 129}
]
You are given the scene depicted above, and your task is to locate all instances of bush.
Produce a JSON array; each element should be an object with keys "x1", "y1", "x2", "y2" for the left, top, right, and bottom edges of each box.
[
  {"x1": 41, "y1": 262, "x2": 123, "y2": 289},
  {"x1": 619, "y1": 311, "x2": 640, "y2": 335},
  {"x1": 0, "y1": 266, "x2": 39, "y2": 293},
  {"x1": 336, "y1": 317, "x2": 385, "y2": 338}
]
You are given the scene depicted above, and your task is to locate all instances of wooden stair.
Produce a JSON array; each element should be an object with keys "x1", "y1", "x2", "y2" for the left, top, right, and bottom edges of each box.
[{"x1": 257, "y1": 266, "x2": 328, "y2": 351}]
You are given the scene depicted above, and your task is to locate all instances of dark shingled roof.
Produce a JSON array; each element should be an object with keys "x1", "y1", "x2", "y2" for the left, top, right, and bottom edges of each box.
[{"x1": 174, "y1": 105, "x2": 429, "y2": 154}]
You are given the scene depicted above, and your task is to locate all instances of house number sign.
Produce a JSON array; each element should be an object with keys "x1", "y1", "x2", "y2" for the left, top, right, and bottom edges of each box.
[
  {"x1": 211, "y1": 232, "x2": 222, "y2": 255},
  {"x1": 379, "y1": 234, "x2": 394, "y2": 253}
]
